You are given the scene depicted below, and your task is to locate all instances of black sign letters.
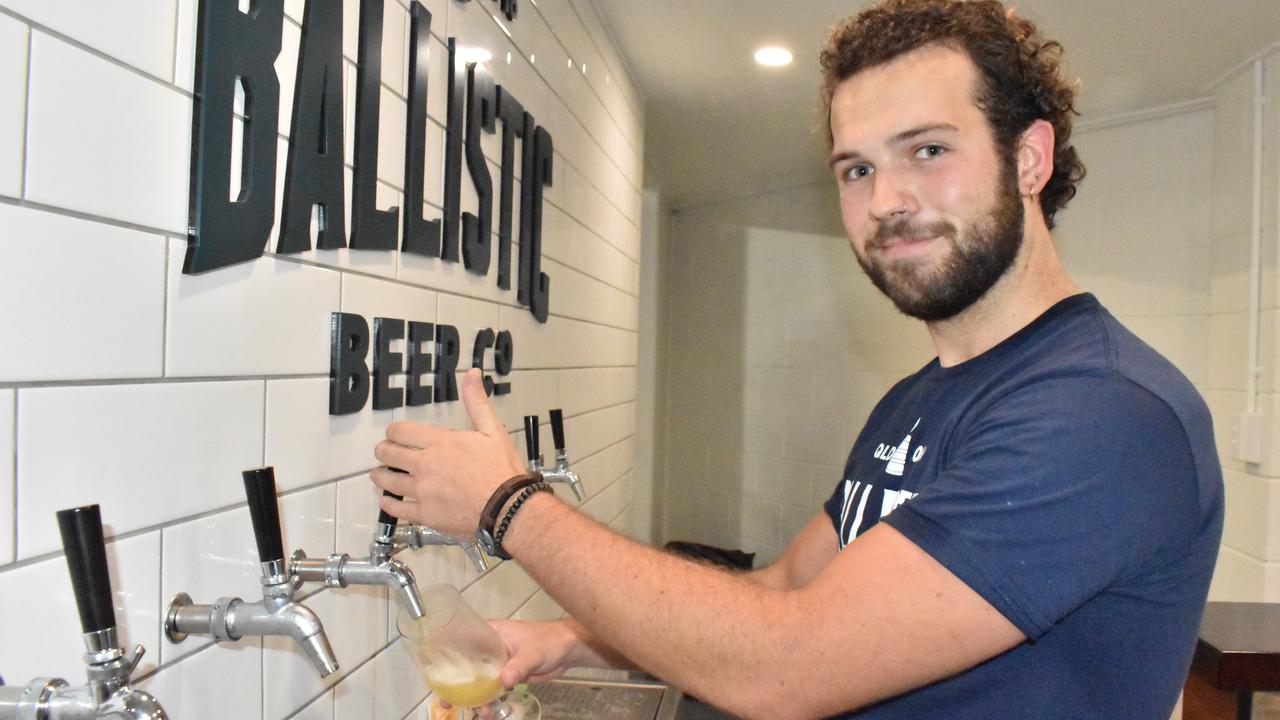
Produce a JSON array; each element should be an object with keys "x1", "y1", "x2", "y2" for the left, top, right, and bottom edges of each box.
[
  {"x1": 187, "y1": 0, "x2": 554, "y2": 323},
  {"x1": 330, "y1": 312, "x2": 514, "y2": 415}
]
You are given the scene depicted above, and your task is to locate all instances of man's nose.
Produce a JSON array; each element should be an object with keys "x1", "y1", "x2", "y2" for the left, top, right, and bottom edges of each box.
[{"x1": 867, "y1": 171, "x2": 918, "y2": 222}]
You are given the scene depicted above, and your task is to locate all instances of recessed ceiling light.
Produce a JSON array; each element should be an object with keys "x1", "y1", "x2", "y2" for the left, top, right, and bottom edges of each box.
[{"x1": 754, "y1": 46, "x2": 793, "y2": 67}]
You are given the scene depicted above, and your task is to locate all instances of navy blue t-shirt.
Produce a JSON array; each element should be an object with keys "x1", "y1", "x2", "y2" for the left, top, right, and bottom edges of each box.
[{"x1": 822, "y1": 293, "x2": 1223, "y2": 719}]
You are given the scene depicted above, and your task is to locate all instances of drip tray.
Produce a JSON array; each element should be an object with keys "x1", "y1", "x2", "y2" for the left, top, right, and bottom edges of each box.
[{"x1": 530, "y1": 677, "x2": 681, "y2": 720}]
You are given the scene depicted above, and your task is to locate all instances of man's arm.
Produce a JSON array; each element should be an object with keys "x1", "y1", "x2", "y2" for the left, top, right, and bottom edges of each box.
[
  {"x1": 492, "y1": 512, "x2": 839, "y2": 686},
  {"x1": 499, "y1": 495, "x2": 1023, "y2": 719},
  {"x1": 747, "y1": 514, "x2": 840, "y2": 590}
]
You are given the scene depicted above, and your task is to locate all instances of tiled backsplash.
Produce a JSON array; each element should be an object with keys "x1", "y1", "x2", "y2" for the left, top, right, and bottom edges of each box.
[{"x1": 0, "y1": 0, "x2": 645, "y2": 718}]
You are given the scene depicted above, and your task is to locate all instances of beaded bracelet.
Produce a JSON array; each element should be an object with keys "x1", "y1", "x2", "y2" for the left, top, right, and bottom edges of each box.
[{"x1": 491, "y1": 481, "x2": 552, "y2": 559}]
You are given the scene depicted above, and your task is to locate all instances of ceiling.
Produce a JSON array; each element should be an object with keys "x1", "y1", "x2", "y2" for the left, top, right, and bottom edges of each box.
[{"x1": 592, "y1": 0, "x2": 1280, "y2": 210}]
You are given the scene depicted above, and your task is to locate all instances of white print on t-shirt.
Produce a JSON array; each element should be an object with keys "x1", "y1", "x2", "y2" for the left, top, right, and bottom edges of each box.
[
  {"x1": 870, "y1": 418, "x2": 927, "y2": 476},
  {"x1": 837, "y1": 479, "x2": 919, "y2": 546}
]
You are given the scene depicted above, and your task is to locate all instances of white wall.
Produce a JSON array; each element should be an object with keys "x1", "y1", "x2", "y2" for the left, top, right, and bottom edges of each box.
[
  {"x1": 0, "y1": 1, "x2": 646, "y2": 718},
  {"x1": 1201, "y1": 47, "x2": 1280, "y2": 602},
  {"x1": 660, "y1": 184, "x2": 931, "y2": 563}
]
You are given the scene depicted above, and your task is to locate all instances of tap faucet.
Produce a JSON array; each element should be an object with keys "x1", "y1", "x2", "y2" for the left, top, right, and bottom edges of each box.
[
  {"x1": 164, "y1": 468, "x2": 339, "y2": 678},
  {"x1": 0, "y1": 505, "x2": 168, "y2": 719},
  {"x1": 375, "y1": 467, "x2": 491, "y2": 573},
  {"x1": 524, "y1": 411, "x2": 584, "y2": 501},
  {"x1": 392, "y1": 521, "x2": 491, "y2": 572},
  {"x1": 290, "y1": 490, "x2": 427, "y2": 619}
]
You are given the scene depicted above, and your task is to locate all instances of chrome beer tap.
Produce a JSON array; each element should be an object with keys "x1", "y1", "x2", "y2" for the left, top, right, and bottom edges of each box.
[
  {"x1": 379, "y1": 468, "x2": 491, "y2": 572},
  {"x1": 524, "y1": 411, "x2": 584, "y2": 501},
  {"x1": 393, "y1": 522, "x2": 492, "y2": 572},
  {"x1": 0, "y1": 505, "x2": 168, "y2": 720},
  {"x1": 164, "y1": 468, "x2": 339, "y2": 678},
  {"x1": 290, "y1": 489, "x2": 427, "y2": 619}
]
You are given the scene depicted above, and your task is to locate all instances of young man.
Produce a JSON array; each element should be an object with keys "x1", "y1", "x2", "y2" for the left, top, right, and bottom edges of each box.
[{"x1": 371, "y1": 1, "x2": 1224, "y2": 717}]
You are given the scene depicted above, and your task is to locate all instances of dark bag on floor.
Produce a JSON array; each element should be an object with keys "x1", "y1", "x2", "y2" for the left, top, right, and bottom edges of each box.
[{"x1": 663, "y1": 541, "x2": 755, "y2": 570}]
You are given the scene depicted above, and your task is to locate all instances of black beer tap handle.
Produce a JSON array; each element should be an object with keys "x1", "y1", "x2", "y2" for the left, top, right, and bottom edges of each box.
[
  {"x1": 549, "y1": 409, "x2": 566, "y2": 452},
  {"x1": 523, "y1": 415, "x2": 540, "y2": 462},
  {"x1": 379, "y1": 468, "x2": 409, "y2": 527},
  {"x1": 56, "y1": 504, "x2": 117, "y2": 634},
  {"x1": 242, "y1": 467, "x2": 285, "y2": 564}
]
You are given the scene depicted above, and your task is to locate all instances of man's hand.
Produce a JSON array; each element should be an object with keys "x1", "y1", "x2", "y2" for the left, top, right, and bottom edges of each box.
[
  {"x1": 490, "y1": 619, "x2": 581, "y2": 686},
  {"x1": 370, "y1": 367, "x2": 526, "y2": 536},
  {"x1": 469, "y1": 619, "x2": 581, "y2": 720}
]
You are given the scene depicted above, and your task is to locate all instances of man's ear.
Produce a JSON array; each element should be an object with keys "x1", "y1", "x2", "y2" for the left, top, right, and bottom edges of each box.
[{"x1": 1016, "y1": 119, "x2": 1055, "y2": 198}]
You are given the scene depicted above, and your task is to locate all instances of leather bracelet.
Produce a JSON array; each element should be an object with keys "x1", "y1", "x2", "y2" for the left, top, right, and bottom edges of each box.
[
  {"x1": 491, "y1": 481, "x2": 552, "y2": 559},
  {"x1": 476, "y1": 472, "x2": 543, "y2": 558}
]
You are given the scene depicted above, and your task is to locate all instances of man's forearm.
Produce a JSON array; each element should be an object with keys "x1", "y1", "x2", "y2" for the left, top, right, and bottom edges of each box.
[
  {"x1": 501, "y1": 493, "x2": 803, "y2": 717},
  {"x1": 561, "y1": 617, "x2": 636, "y2": 670}
]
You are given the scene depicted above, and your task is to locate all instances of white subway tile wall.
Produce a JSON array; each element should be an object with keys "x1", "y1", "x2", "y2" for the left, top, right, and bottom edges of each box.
[
  {"x1": 165, "y1": 238, "x2": 343, "y2": 377},
  {"x1": 0, "y1": 530, "x2": 161, "y2": 682},
  {"x1": 17, "y1": 381, "x2": 266, "y2": 557},
  {"x1": 25, "y1": 31, "x2": 191, "y2": 234},
  {"x1": 0, "y1": 204, "x2": 167, "y2": 381},
  {"x1": 0, "y1": 1, "x2": 644, "y2": 718},
  {"x1": 0, "y1": 390, "x2": 12, "y2": 565},
  {"x1": 0, "y1": 14, "x2": 26, "y2": 199}
]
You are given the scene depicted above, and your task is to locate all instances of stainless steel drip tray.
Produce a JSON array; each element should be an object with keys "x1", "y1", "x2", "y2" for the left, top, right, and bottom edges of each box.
[{"x1": 529, "y1": 677, "x2": 681, "y2": 720}]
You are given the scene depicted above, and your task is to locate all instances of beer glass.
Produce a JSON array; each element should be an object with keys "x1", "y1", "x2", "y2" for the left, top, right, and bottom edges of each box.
[{"x1": 397, "y1": 584, "x2": 541, "y2": 719}]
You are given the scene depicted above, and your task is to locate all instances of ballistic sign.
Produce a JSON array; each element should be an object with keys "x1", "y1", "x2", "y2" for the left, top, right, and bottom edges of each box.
[{"x1": 186, "y1": 0, "x2": 560, "y2": 414}]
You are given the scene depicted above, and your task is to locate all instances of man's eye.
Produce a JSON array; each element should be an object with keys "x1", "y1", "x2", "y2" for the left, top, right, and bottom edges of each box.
[
  {"x1": 916, "y1": 144, "x2": 946, "y2": 159},
  {"x1": 844, "y1": 164, "x2": 873, "y2": 181}
]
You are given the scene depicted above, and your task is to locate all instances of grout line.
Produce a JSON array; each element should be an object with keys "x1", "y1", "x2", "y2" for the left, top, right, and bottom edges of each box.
[
  {"x1": 10, "y1": 392, "x2": 17, "y2": 562},
  {"x1": 261, "y1": 638, "x2": 266, "y2": 720},
  {"x1": 262, "y1": 251, "x2": 643, "y2": 330},
  {"x1": 330, "y1": 471, "x2": 339, "y2": 554},
  {"x1": 260, "y1": 379, "x2": 268, "y2": 466},
  {"x1": 462, "y1": 0, "x2": 646, "y2": 209},
  {"x1": 323, "y1": 31, "x2": 643, "y2": 236},
  {"x1": 19, "y1": 24, "x2": 30, "y2": 200},
  {"x1": 574, "y1": 0, "x2": 644, "y2": 121},
  {"x1": 6, "y1": 116, "x2": 638, "y2": 286},
  {"x1": 567, "y1": 0, "x2": 645, "y2": 124},
  {"x1": 0, "y1": 188, "x2": 640, "y2": 301},
  {"x1": 0, "y1": 364, "x2": 641, "y2": 392},
  {"x1": 276, "y1": 607, "x2": 396, "y2": 719},
  {"x1": 0, "y1": 466, "x2": 378, "y2": 575},
  {"x1": 160, "y1": 240, "x2": 170, "y2": 377},
  {"x1": 509, "y1": 0, "x2": 644, "y2": 166},
  {"x1": 156, "y1": 523, "x2": 164, "y2": 662},
  {"x1": 168, "y1": 0, "x2": 181, "y2": 86},
  {"x1": 0, "y1": 195, "x2": 186, "y2": 240},
  {"x1": 0, "y1": 5, "x2": 643, "y2": 239},
  {"x1": 0, "y1": 374, "x2": 330, "y2": 391},
  {"x1": 0, "y1": 6, "x2": 193, "y2": 100}
]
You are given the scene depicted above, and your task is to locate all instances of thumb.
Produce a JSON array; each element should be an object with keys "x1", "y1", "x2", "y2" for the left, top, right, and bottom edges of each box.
[
  {"x1": 501, "y1": 647, "x2": 540, "y2": 688},
  {"x1": 462, "y1": 367, "x2": 503, "y2": 436}
]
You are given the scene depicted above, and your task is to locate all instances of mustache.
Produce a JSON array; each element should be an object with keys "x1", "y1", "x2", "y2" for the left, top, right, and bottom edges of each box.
[{"x1": 870, "y1": 219, "x2": 956, "y2": 249}]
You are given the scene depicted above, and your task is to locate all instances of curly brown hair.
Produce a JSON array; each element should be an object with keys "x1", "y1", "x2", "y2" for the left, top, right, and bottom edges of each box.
[{"x1": 820, "y1": 0, "x2": 1085, "y2": 229}]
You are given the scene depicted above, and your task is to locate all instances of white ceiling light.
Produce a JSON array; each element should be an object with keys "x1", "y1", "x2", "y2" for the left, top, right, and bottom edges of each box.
[
  {"x1": 754, "y1": 46, "x2": 793, "y2": 67},
  {"x1": 459, "y1": 46, "x2": 492, "y2": 64}
]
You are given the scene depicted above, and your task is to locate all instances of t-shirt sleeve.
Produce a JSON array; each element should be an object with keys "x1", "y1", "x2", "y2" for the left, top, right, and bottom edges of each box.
[{"x1": 881, "y1": 372, "x2": 1201, "y2": 640}]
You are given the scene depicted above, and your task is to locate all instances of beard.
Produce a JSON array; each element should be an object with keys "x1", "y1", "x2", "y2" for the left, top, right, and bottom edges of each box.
[{"x1": 854, "y1": 159, "x2": 1025, "y2": 322}]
